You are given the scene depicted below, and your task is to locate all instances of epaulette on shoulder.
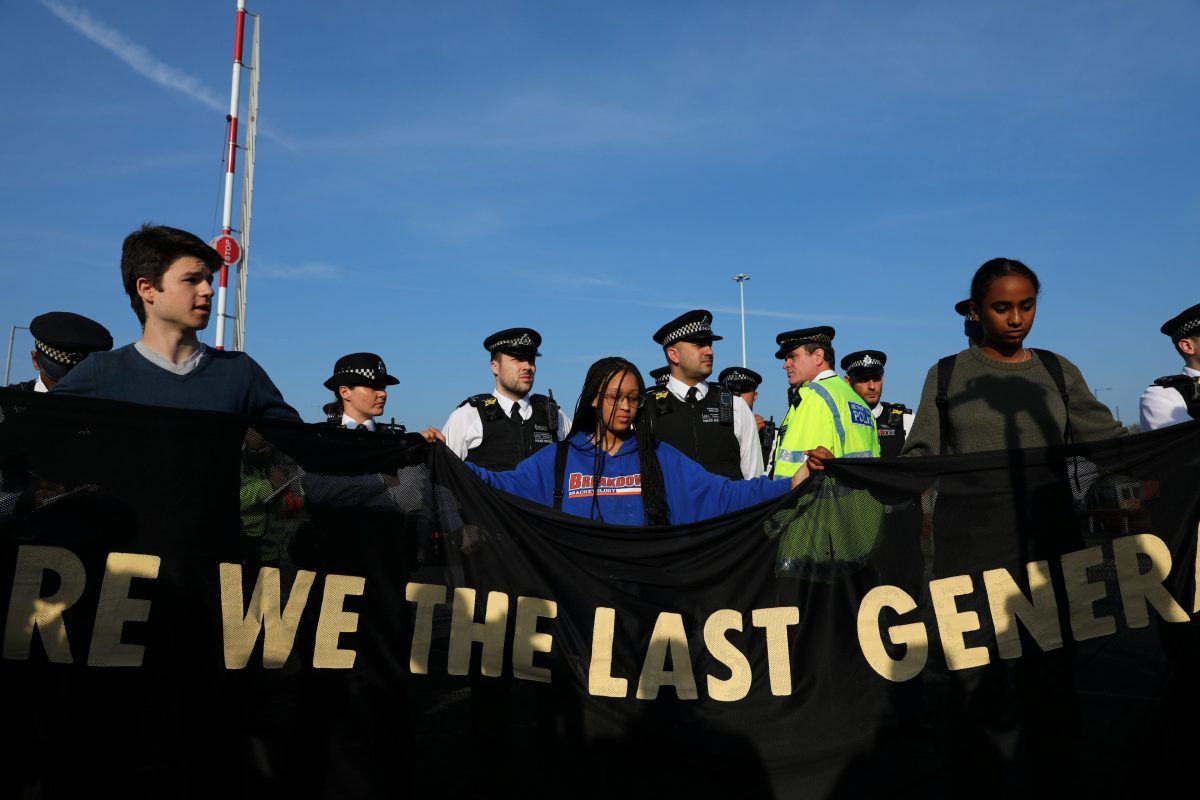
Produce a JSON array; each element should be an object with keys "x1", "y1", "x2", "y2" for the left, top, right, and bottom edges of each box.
[
  {"x1": 461, "y1": 393, "x2": 495, "y2": 408},
  {"x1": 465, "y1": 393, "x2": 505, "y2": 422},
  {"x1": 652, "y1": 388, "x2": 672, "y2": 415},
  {"x1": 880, "y1": 401, "x2": 912, "y2": 415},
  {"x1": 1153, "y1": 375, "x2": 1198, "y2": 389}
]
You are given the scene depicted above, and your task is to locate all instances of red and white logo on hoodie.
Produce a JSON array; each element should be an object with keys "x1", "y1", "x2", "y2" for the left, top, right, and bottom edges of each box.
[{"x1": 566, "y1": 472, "x2": 642, "y2": 498}]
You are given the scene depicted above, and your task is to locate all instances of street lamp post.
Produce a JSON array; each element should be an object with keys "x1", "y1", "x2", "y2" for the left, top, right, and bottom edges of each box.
[
  {"x1": 733, "y1": 273, "x2": 750, "y2": 367},
  {"x1": 3, "y1": 325, "x2": 29, "y2": 386},
  {"x1": 1092, "y1": 387, "x2": 1116, "y2": 420}
]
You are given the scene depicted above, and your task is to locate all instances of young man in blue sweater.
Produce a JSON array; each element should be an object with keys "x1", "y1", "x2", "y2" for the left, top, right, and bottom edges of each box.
[{"x1": 54, "y1": 224, "x2": 299, "y2": 421}]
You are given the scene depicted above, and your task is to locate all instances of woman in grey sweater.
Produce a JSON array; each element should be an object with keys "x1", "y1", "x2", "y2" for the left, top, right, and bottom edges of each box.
[{"x1": 903, "y1": 259, "x2": 1125, "y2": 456}]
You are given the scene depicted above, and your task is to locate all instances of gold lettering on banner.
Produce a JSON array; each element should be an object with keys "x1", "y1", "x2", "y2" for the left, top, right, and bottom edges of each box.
[
  {"x1": 447, "y1": 588, "x2": 509, "y2": 677},
  {"x1": 588, "y1": 607, "x2": 628, "y2": 697},
  {"x1": 313, "y1": 574, "x2": 366, "y2": 669},
  {"x1": 405, "y1": 582, "x2": 447, "y2": 675},
  {"x1": 3, "y1": 545, "x2": 87, "y2": 663},
  {"x1": 1194, "y1": 523, "x2": 1200, "y2": 614},
  {"x1": 857, "y1": 585, "x2": 927, "y2": 682},
  {"x1": 930, "y1": 575, "x2": 990, "y2": 671},
  {"x1": 1061, "y1": 546, "x2": 1116, "y2": 641},
  {"x1": 219, "y1": 564, "x2": 315, "y2": 669},
  {"x1": 704, "y1": 609, "x2": 751, "y2": 702},
  {"x1": 983, "y1": 562, "x2": 1062, "y2": 660},
  {"x1": 512, "y1": 596, "x2": 557, "y2": 684},
  {"x1": 87, "y1": 552, "x2": 160, "y2": 667},
  {"x1": 636, "y1": 612, "x2": 698, "y2": 700},
  {"x1": 1113, "y1": 534, "x2": 1189, "y2": 628},
  {"x1": 751, "y1": 607, "x2": 800, "y2": 696}
]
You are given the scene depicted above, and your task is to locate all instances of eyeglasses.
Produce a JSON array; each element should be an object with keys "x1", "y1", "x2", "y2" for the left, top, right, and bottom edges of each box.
[{"x1": 600, "y1": 392, "x2": 645, "y2": 408}]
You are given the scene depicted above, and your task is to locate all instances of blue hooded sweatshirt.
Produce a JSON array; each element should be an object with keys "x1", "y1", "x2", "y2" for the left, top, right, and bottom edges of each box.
[{"x1": 464, "y1": 431, "x2": 792, "y2": 526}]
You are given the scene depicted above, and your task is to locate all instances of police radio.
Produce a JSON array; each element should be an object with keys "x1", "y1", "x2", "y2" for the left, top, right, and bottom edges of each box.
[
  {"x1": 376, "y1": 417, "x2": 408, "y2": 435},
  {"x1": 547, "y1": 388, "x2": 560, "y2": 435},
  {"x1": 717, "y1": 387, "x2": 734, "y2": 425}
]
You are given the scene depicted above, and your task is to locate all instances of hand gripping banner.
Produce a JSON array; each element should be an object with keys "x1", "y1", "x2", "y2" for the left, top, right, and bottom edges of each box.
[{"x1": 1, "y1": 391, "x2": 1198, "y2": 798}]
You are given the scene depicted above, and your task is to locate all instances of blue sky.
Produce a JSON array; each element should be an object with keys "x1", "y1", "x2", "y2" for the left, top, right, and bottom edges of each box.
[{"x1": 1, "y1": 0, "x2": 1197, "y2": 428}]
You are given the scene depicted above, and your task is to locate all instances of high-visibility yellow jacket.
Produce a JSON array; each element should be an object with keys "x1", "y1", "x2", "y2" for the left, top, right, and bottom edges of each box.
[{"x1": 773, "y1": 370, "x2": 881, "y2": 478}]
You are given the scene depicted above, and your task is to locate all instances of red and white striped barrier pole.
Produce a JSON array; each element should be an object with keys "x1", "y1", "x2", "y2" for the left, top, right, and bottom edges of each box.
[{"x1": 214, "y1": 0, "x2": 247, "y2": 351}]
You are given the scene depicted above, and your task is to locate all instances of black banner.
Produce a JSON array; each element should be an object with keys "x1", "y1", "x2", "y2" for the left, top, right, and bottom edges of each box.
[{"x1": 2, "y1": 391, "x2": 1198, "y2": 798}]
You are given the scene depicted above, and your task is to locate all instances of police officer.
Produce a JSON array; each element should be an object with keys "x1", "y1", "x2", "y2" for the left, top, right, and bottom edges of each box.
[
  {"x1": 718, "y1": 366, "x2": 776, "y2": 471},
  {"x1": 650, "y1": 310, "x2": 763, "y2": 479},
  {"x1": 442, "y1": 328, "x2": 570, "y2": 471},
  {"x1": 6, "y1": 311, "x2": 112, "y2": 392},
  {"x1": 322, "y1": 353, "x2": 402, "y2": 432},
  {"x1": 772, "y1": 327, "x2": 880, "y2": 478},
  {"x1": 649, "y1": 365, "x2": 671, "y2": 388},
  {"x1": 955, "y1": 299, "x2": 984, "y2": 347},
  {"x1": 839, "y1": 350, "x2": 912, "y2": 458},
  {"x1": 1140, "y1": 302, "x2": 1200, "y2": 430}
]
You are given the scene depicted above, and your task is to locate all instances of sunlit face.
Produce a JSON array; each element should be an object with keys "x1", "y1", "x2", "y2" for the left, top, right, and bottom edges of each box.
[
  {"x1": 973, "y1": 275, "x2": 1037, "y2": 351},
  {"x1": 339, "y1": 382, "x2": 387, "y2": 422},
  {"x1": 593, "y1": 370, "x2": 641, "y2": 435},
  {"x1": 492, "y1": 353, "x2": 536, "y2": 397},
  {"x1": 139, "y1": 256, "x2": 214, "y2": 331},
  {"x1": 738, "y1": 389, "x2": 758, "y2": 410},
  {"x1": 847, "y1": 375, "x2": 883, "y2": 408},
  {"x1": 782, "y1": 346, "x2": 824, "y2": 386},
  {"x1": 666, "y1": 339, "x2": 714, "y2": 382}
]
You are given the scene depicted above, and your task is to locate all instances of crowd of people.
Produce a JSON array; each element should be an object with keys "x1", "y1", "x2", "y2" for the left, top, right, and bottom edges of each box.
[{"x1": 7, "y1": 223, "x2": 1200, "y2": 528}]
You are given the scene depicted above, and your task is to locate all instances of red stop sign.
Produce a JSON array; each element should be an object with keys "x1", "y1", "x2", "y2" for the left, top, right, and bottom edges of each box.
[{"x1": 211, "y1": 235, "x2": 242, "y2": 266}]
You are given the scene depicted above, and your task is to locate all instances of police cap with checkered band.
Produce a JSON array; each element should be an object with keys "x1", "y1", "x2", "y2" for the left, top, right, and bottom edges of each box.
[
  {"x1": 323, "y1": 353, "x2": 400, "y2": 390},
  {"x1": 29, "y1": 311, "x2": 113, "y2": 381},
  {"x1": 718, "y1": 366, "x2": 763, "y2": 394},
  {"x1": 774, "y1": 326, "x2": 835, "y2": 359},
  {"x1": 484, "y1": 327, "x2": 542, "y2": 359},
  {"x1": 840, "y1": 350, "x2": 887, "y2": 379},
  {"x1": 653, "y1": 310, "x2": 724, "y2": 348},
  {"x1": 1161, "y1": 303, "x2": 1200, "y2": 343}
]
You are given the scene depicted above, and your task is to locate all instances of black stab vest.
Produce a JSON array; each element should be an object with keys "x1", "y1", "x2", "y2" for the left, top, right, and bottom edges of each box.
[
  {"x1": 463, "y1": 393, "x2": 556, "y2": 471},
  {"x1": 874, "y1": 401, "x2": 910, "y2": 459},
  {"x1": 650, "y1": 383, "x2": 742, "y2": 480}
]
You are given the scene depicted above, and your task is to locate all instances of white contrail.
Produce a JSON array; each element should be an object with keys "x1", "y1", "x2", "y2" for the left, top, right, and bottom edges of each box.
[{"x1": 39, "y1": 0, "x2": 226, "y2": 113}]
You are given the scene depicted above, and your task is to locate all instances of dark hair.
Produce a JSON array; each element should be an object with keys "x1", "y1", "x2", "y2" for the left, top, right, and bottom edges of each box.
[
  {"x1": 323, "y1": 390, "x2": 344, "y2": 420},
  {"x1": 802, "y1": 342, "x2": 835, "y2": 367},
  {"x1": 121, "y1": 224, "x2": 221, "y2": 324},
  {"x1": 570, "y1": 357, "x2": 670, "y2": 526},
  {"x1": 1176, "y1": 334, "x2": 1200, "y2": 360},
  {"x1": 969, "y1": 258, "x2": 1041, "y2": 310}
]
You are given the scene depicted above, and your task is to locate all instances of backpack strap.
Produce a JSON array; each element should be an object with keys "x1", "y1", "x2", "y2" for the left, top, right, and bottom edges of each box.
[
  {"x1": 551, "y1": 440, "x2": 569, "y2": 512},
  {"x1": 935, "y1": 355, "x2": 957, "y2": 455},
  {"x1": 1031, "y1": 349, "x2": 1072, "y2": 445}
]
